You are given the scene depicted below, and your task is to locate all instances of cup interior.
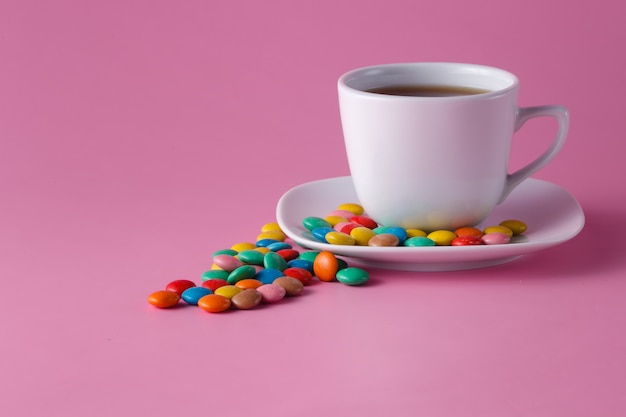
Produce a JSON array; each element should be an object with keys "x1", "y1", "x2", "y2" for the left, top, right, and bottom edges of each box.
[{"x1": 339, "y1": 63, "x2": 517, "y2": 96}]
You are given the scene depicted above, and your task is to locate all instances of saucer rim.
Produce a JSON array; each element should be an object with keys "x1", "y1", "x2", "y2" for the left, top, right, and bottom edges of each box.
[{"x1": 276, "y1": 176, "x2": 585, "y2": 271}]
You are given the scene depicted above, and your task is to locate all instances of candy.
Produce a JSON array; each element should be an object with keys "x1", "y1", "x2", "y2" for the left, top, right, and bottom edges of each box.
[
  {"x1": 403, "y1": 236, "x2": 436, "y2": 247},
  {"x1": 256, "y1": 230, "x2": 286, "y2": 242},
  {"x1": 212, "y1": 248, "x2": 238, "y2": 257},
  {"x1": 256, "y1": 268, "x2": 284, "y2": 284},
  {"x1": 325, "y1": 231, "x2": 356, "y2": 245},
  {"x1": 197, "y1": 294, "x2": 231, "y2": 313},
  {"x1": 165, "y1": 280, "x2": 196, "y2": 296},
  {"x1": 385, "y1": 227, "x2": 408, "y2": 243},
  {"x1": 368, "y1": 233, "x2": 400, "y2": 247},
  {"x1": 327, "y1": 209, "x2": 357, "y2": 219},
  {"x1": 311, "y1": 226, "x2": 334, "y2": 242},
  {"x1": 481, "y1": 232, "x2": 511, "y2": 245},
  {"x1": 451, "y1": 235, "x2": 483, "y2": 246},
  {"x1": 235, "y1": 279, "x2": 263, "y2": 290},
  {"x1": 303, "y1": 216, "x2": 332, "y2": 231},
  {"x1": 350, "y1": 226, "x2": 376, "y2": 246},
  {"x1": 313, "y1": 251, "x2": 339, "y2": 282},
  {"x1": 454, "y1": 226, "x2": 483, "y2": 237},
  {"x1": 324, "y1": 215, "x2": 349, "y2": 226},
  {"x1": 181, "y1": 287, "x2": 213, "y2": 305},
  {"x1": 237, "y1": 249, "x2": 266, "y2": 266},
  {"x1": 337, "y1": 203, "x2": 364, "y2": 215},
  {"x1": 405, "y1": 228, "x2": 427, "y2": 238},
  {"x1": 148, "y1": 290, "x2": 180, "y2": 308},
  {"x1": 266, "y1": 241, "x2": 292, "y2": 252},
  {"x1": 202, "y1": 279, "x2": 229, "y2": 292},
  {"x1": 231, "y1": 242, "x2": 257, "y2": 252},
  {"x1": 273, "y1": 277, "x2": 304, "y2": 296},
  {"x1": 276, "y1": 248, "x2": 300, "y2": 262},
  {"x1": 499, "y1": 219, "x2": 527, "y2": 235},
  {"x1": 287, "y1": 258, "x2": 314, "y2": 273},
  {"x1": 227, "y1": 265, "x2": 257, "y2": 284},
  {"x1": 201, "y1": 269, "x2": 230, "y2": 281},
  {"x1": 283, "y1": 267, "x2": 313, "y2": 285},
  {"x1": 214, "y1": 285, "x2": 243, "y2": 299},
  {"x1": 336, "y1": 267, "x2": 370, "y2": 286},
  {"x1": 231, "y1": 289, "x2": 262, "y2": 310},
  {"x1": 483, "y1": 225, "x2": 513, "y2": 237},
  {"x1": 264, "y1": 251, "x2": 288, "y2": 271},
  {"x1": 426, "y1": 230, "x2": 457, "y2": 246},
  {"x1": 350, "y1": 215, "x2": 378, "y2": 229},
  {"x1": 256, "y1": 238, "x2": 280, "y2": 247},
  {"x1": 213, "y1": 254, "x2": 243, "y2": 272},
  {"x1": 260, "y1": 222, "x2": 282, "y2": 232},
  {"x1": 298, "y1": 251, "x2": 320, "y2": 263},
  {"x1": 257, "y1": 284, "x2": 286, "y2": 303}
]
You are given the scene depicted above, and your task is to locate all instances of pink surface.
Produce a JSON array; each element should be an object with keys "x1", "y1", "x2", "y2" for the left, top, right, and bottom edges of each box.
[{"x1": 1, "y1": 0, "x2": 625, "y2": 416}]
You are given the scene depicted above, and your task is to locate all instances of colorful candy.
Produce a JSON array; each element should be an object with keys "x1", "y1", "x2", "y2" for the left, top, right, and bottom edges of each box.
[
  {"x1": 148, "y1": 221, "x2": 372, "y2": 315},
  {"x1": 197, "y1": 294, "x2": 231, "y2": 313},
  {"x1": 147, "y1": 290, "x2": 180, "y2": 308},
  {"x1": 303, "y1": 203, "x2": 527, "y2": 247}
]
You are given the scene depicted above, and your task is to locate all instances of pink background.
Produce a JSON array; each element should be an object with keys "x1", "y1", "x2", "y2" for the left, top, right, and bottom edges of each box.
[{"x1": 1, "y1": 0, "x2": 625, "y2": 416}]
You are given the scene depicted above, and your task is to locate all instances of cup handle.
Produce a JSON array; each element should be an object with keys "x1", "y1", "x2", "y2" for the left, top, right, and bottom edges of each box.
[{"x1": 499, "y1": 105, "x2": 570, "y2": 203}]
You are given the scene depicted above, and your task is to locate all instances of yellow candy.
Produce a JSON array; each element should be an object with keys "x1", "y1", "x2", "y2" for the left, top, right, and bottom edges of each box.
[
  {"x1": 256, "y1": 230, "x2": 286, "y2": 242},
  {"x1": 231, "y1": 242, "x2": 257, "y2": 252},
  {"x1": 483, "y1": 225, "x2": 513, "y2": 237},
  {"x1": 261, "y1": 222, "x2": 282, "y2": 233},
  {"x1": 324, "y1": 215, "x2": 349, "y2": 226},
  {"x1": 337, "y1": 203, "x2": 364, "y2": 215},
  {"x1": 325, "y1": 231, "x2": 356, "y2": 245},
  {"x1": 350, "y1": 226, "x2": 376, "y2": 246},
  {"x1": 254, "y1": 247, "x2": 271, "y2": 254},
  {"x1": 426, "y1": 230, "x2": 457, "y2": 246},
  {"x1": 499, "y1": 219, "x2": 527, "y2": 235},
  {"x1": 211, "y1": 263, "x2": 223, "y2": 270},
  {"x1": 406, "y1": 228, "x2": 427, "y2": 238},
  {"x1": 214, "y1": 285, "x2": 242, "y2": 299}
]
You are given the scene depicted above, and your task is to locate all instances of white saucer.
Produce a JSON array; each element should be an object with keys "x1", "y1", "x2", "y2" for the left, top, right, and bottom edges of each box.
[{"x1": 276, "y1": 176, "x2": 584, "y2": 271}]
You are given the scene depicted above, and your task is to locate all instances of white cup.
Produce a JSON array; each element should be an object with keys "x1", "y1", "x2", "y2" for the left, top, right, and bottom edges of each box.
[{"x1": 337, "y1": 62, "x2": 569, "y2": 231}]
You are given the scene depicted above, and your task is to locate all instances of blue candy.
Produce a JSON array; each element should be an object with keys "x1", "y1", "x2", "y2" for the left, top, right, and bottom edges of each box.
[
  {"x1": 256, "y1": 268, "x2": 284, "y2": 285},
  {"x1": 181, "y1": 286, "x2": 213, "y2": 305},
  {"x1": 311, "y1": 227, "x2": 334, "y2": 242}
]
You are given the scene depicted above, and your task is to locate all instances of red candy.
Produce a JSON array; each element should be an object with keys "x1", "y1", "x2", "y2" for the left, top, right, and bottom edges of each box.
[
  {"x1": 202, "y1": 279, "x2": 229, "y2": 292},
  {"x1": 283, "y1": 267, "x2": 313, "y2": 285},
  {"x1": 165, "y1": 279, "x2": 196, "y2": 295},
  {"x1": 350, "y1": 215, "x2": 378, "y2": 229},
  {"x1": 276, "y1": 249, "x2": 300, "y2": 262},
  {"x1": 451, "y1": 235, "x2": 484, "y2": 246}
]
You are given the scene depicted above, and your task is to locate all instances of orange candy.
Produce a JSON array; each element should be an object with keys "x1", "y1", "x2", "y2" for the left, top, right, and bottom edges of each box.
[
  {"x1": 235, "y1": 279, "x2": 263, "y2": 290},
  {"x1": 197, "y1": 294, "x2": 231, "y2": 313},
  {"x1": 454, "y1": 226, "x2": 483, "y2": 238},
  {"x1": 147, "y1": 290, "x2": 180, "y2": 308},
  {"x1": 313, "y1": 251, "x2": 339, "y2": 282}
]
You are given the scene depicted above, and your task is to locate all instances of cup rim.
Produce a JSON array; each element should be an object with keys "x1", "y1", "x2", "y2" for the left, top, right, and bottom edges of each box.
[{"x1": 338, "y1": 62, "x2": 519, "y2": 100}]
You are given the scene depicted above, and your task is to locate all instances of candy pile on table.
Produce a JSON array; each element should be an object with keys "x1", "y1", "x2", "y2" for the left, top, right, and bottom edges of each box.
[
  {"x1": 147, "y1": 221, "x2": 369, "y2": 313},
  {"x1": 304, "y1": 203, "x2": 527, "y2": 247}
]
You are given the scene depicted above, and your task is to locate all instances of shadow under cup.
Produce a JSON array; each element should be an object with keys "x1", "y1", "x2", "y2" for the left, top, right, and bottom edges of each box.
[{"x1": 337, "y1": 62, "x2": 568, "y2": 231}]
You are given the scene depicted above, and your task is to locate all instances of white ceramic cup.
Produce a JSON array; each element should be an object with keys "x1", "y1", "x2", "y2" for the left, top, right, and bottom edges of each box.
[{"x1": 337, "y1": 62, "x2": 569, "y2": 231}]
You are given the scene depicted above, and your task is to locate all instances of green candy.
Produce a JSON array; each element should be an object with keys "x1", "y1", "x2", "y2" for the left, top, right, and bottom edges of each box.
[
  {"x1": 336, "y1": 267, "x2": 370, "y2": 286},
  {"x1": 237, "y1": 249, "x2": 265, "y2": 266},
  {"x1": 227, "y1": 265, "x2": 257, "y2": 284},
  {"x1": 403, "y1": 236, "x2": 436, "y2": 247},
  {"x1": 201, "y1": 269, "x2": 230, "y2": 281},
  {"x1": 298, "y1": 251, "x2": 320, "y2": 262},
  {"x1": 263, "y1": 251, "x2": 287, "y2": 271},
  {"x1": 212, "y1": 248, "x2": 238, "y2": 257},
  {"x1": 302, "y1": 216, "x2": 332, "y2": 231}
]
